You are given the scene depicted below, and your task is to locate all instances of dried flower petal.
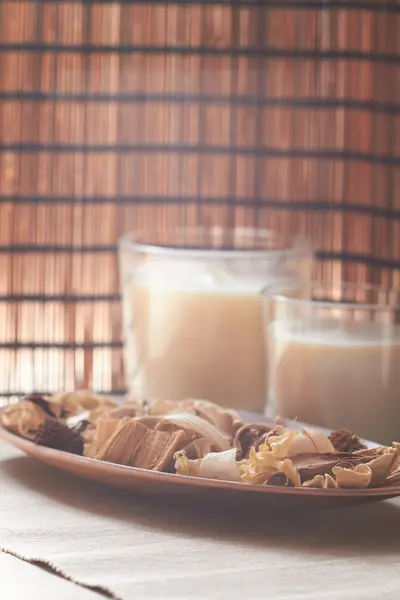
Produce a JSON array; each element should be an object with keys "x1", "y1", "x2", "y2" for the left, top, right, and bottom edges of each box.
[
  {"x1": 303, "y1": 474, "x2": 338, "y2": 489},
  {"x1": 174, "y1": 451, "x2": 200, "y2": 477},
  {"x1": 180, "y1": 437, "x2": 217, "y2": 460},
  {"x1": 365, "y1": 448, "x2": 399, "y2": 487},
  {"x1": 239, "y1": 430, "x2": 298, "y2": 484},
  {"x1": 324, "y1": 474, "x2": 338, "y2": 488},
  {"x1": 303, "y1": 475, "x2": 325, "y2": 488},
  {"x1": 288, "y1": 429, "x2": 335, "y2": 456},
  {"x1": 381, "y1": 466, "x2": 400, "y2": 488},
  {"x1": 149, "y1": 398, "x2": 243, "y2": 440},
  {"x1": 108, "y1": 401, "x2": 145, "y2": 420},
  {"x1": 332, "y1": 464, "x2": 372, "y2": 488},
  {"x1": 267, "y1": 429, "x2": 299, "y2": 460},
  {"x1": 275, "y1": 459, "x2": 301, "y2": 487},
  {"x1": 0, "y1": 400, "x2": 49, "y2": 440},
  {"x1": 174, "y1": 448, "x2": 241, "y2": 482},
  {"x1": 159, "y1": 413, "x2": 231, "y2": 451},
  {"x1": 192, "y1": 402, "x2": 243, "y2": 439},
  {"x1": 50, "y1": 390, "x2": 118, "y2": 419},
  {"x1": 301, "y1": 429, "x2": 336, "y2": 454}
]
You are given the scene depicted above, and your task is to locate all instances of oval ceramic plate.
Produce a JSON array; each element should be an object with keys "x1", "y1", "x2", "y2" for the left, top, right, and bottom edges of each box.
[{"x1": 1, "y1": 423, "x2": 400, "y2": 512}]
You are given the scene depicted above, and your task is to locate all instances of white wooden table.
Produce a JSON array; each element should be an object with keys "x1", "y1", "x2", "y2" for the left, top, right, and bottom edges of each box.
[{"x1": 1, "y1": 437, "x2": 400, "y2": 600}]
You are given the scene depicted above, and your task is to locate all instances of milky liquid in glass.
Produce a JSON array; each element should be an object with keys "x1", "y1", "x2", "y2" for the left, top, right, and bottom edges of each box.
[
  {"x1": 122, "y1": 260, "x2": 304, "y2": 412},
  {"x1": 268, "y1": 322, "x2": 400, "y2": 445}
]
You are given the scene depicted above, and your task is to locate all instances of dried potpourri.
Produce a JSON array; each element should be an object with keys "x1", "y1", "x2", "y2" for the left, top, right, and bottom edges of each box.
[{"x1": 2, "y1": 393, "x2": 400, "y2": 490}]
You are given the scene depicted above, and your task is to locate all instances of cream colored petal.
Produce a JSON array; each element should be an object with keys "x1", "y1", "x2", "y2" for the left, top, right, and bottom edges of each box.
[
  {"x1": 239, "y1": 430, "x2": 298, "y2": 484},
  {"x1": 266, "y1": 429, "x2": 299, "y2": 460},
  {"x1": 391, "y1": 443, "x2": 400, "y2": 474},
  {"x1": 198, "y1": 448, "x2": 241, "y2": 482},
  {"x1": 287, "y1": 434, "x2": 316, "y2": 456},
  {"x1": 160, "y1": 413, "x2": 231, "y2": 451},
  {"x1": 48, "y1": 390, "x2": 117, "y2": 417},
  {"x1": 108, "y1": 401, "x2": 144, "y2": 420},
  {"x1": 239, "y1": 447, "x2": 274, "y2": 484},
  {"x1": 323, "y1": 474, "x2": 338, "y2": 488},
  {"x1": 174, "y1": 448, "x2": 242, "y2": 481},
  {"x1": 0, "y1": 401, "x2": 47, "y2": 440},
  {"x1": 301, "y1": 428, "x2": 336, "y2": 454},
  {"x1": 240, "y1": 466, "x2": 272, "y2": 485},
  {"x1": 333, "y1": 464, "x2": 372, "y2": 489},
  {"x1": 193, "y1": 403, "x2": 243, "y2": 438},
  {"x1": 150, "y1": 399, "x2": 188, "y2": 416},
  {"x1": 303, "y1": 475, "x2": 325, "y2": 488},
  {"x1": 275, "y1": 459, "x2": 301, "y2": 487},
  {"x1": 366, "y1": 448, "x2": 398, "y2": 486},
  {"x1": 174, "y1": 451, "x2": 202, "y2": 476},
  {"x1": 303, "y1": 474, "x2": 338, "y2": 489},
  {"x1": 288, "y1": 427, "x2": 336, "y2": 456}
]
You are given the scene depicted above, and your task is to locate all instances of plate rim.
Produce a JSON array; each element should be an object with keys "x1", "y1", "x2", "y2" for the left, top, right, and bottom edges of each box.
[{"x1": 1, "y1": 423, "x2": 399, "y2": 499}]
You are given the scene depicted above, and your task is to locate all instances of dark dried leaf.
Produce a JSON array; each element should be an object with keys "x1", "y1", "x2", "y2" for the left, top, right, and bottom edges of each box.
[{"x1": 290, "y1": 452, "x2": 379, "y2": 482}]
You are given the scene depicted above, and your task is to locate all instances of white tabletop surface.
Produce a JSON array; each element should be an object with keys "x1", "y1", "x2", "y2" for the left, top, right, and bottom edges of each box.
[{"x1": 1, "y1": 437, "x2": 400, "y2": 600}]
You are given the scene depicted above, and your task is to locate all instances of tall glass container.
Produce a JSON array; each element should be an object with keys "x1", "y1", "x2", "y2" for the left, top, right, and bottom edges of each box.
[{"x1": 119, "y1": 227, "x2": 313, "y2": 412}]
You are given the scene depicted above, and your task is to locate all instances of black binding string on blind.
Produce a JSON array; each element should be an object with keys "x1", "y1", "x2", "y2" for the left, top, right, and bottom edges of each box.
[{"x1": 0, "y1": 0, "x2": 398, "y2": 399}]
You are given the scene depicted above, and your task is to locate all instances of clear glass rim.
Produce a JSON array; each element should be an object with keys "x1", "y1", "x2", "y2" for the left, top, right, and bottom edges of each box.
[
  {"x1": 261, "y1": 281, "x2": 400, "y2": 312},
  {"x1": 118, "y1": 227, "x2": 312, "y2": 259}
]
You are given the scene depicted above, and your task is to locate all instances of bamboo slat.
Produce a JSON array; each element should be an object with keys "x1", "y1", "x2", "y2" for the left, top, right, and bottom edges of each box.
[{"x1": 0, "y1": 1, "x2": 398, "y2": 398}]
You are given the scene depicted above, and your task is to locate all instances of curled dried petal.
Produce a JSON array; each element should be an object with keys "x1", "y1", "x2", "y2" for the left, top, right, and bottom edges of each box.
[
  {"x1": 194, "y1": 403, "x2": 243, "y2": 439},
  {"x1": 240, "y1": 430, "x2": 298, "y2": 484},
  {"x1": 302, "y1": 429, "x2": 336, "y2": 454},
  {"x1": 0, "y1": 400, "x2": 49, "y2": 440},
  {"x1": 159, "y1": 413, "x2": 231, "y2": 451},
  {"x1": 288, "y1": 429, "x2": 335, "y2": 457},
  {"x1": 303, "y1": 474, "x2": 338, "y2": 489},
  {"x1": 303, "y1": 475, "x2": 325, "y2": 488},
  {"x1": 108, "y1": 401, "x2": 145, "y2": 420},
  {"x1": 49, "y1": 390, "x2": 117, "y2": 417},
  {"x1": 382, "y1": 466, "x2": 400, "y2": 487},
  {"x1": 266, "y1": 429, "x2": 299, "y2": 460},
  {"x1": 199, "y1": 448, "x2": 241, "y2": 482},
  {"x1": 174, "y1": 448, "x2": 241, "y2": 482},
  {"x1": 324, "y1": 474, "x2": 338, "y2": 488},
  {"x1": 275, "y1": 459, "x2": 301, "y2": 487},
  {"x1": 174, "y1": 450, "x2": 198, "y2": 476},
  {"x1": 333, "y1": 464, "x2": 372, "y2": 489},
  {"x1": 150, "y1": 399, "x2": 243, "y2": 440},
  {"x1": 365, "y1": 448, "x2": 398, "y2": 487}
]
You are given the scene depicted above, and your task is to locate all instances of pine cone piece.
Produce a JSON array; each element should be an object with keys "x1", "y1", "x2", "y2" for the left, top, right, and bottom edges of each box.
[
  {"x1": 35, "y1": 420, "x2": 84, "y2": 455},
  {"x1": 328, "y1": 429, "x2": 367, "y2": 453}
]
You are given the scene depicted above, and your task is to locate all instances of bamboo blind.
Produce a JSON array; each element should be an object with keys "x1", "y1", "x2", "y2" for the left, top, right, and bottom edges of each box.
[{"x1": 0, "y1": 0, "x2": 399, "y2": 400}]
